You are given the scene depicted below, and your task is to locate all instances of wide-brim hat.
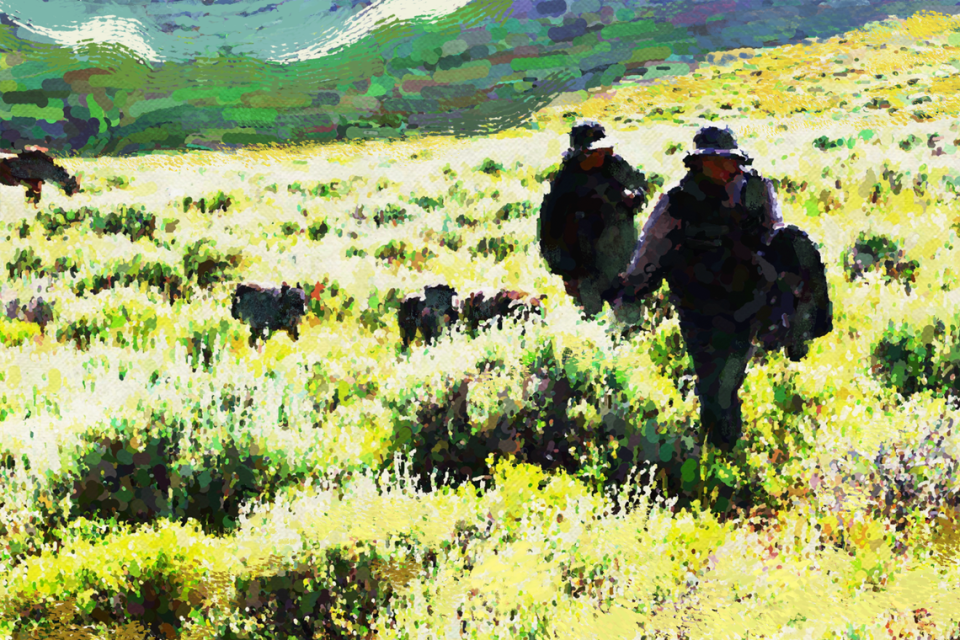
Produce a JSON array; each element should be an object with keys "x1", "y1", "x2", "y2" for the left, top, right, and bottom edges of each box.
[
  {"x1": 687, "y1": 126, "x2": 751, "y2": 163},
  {"x1": 570, "y1": 119, "x2": 620, "y2": 152}
]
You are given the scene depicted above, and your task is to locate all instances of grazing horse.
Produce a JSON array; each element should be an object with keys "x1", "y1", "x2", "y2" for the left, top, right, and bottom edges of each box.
[{"x1": 0, "y1": 150, "x2": 80, "y2": 205}]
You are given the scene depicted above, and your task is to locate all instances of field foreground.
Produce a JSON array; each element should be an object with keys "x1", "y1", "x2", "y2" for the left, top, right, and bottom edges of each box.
[{"x1": 4, "y1": 14, "x2": 960, "y2": 640}]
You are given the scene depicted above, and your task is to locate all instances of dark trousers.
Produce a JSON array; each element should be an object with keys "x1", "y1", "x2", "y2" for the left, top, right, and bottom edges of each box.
[{"x1": 678, "y1": 313, "x2": 756, "y2": 452}]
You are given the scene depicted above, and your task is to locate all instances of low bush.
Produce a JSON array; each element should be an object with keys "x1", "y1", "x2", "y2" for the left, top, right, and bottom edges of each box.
[
  {"x1": 494, "y1": 200, "x2": 534, "y2": 222},
  {"x1": 871, "y1": 320, "x2": 960, "y2": 398},
  {"x1": 373, "y1": 203, "x2": 409, "y2": 227},
  {"x1": 287, "y1": 179, "x2": 350, "y2": 199},
  {"x1": 53, "y1": 409, "x2": 310, "y2": 536},
  {"x1": 384, "y1": 340, "x2": 662, "y2": 496},
  {"x1": 183, "y1": 239, "x2": 242, "y2": 288},
  {"x1": 307, "y1": 220, "x2": 330, "y2": 241},
  {"x1": 226, "y1": 542, "x2": 400, "y2": 640},
  {"x1": 408, "y1": 194, "x2": 444, "y2": 211},
  {"x1": 813, "y1": 135, "x2": 849, "y2": 151},
  {"x1": 71, "y1": 258, "x2": 183, "y2": 303},
  {"x1": 279, "y1": 221, "x2": 301, "y2": 236},
  {"x1": 306, "y1": 278, "x2": 354, "y2": 323},
  {"x1": 469, "y1": 235, "x2": 521, "y2": 262},
  {"x1": 5, "y1": 247, "x2": 43, "y2": 279},
  {"x1": 476, "y1": 157, "x2": 505, "y2": 176},
  {"x1": 182, "y1": 191, "x2": 232, "y2": 214},
  {"x1": 374, "y1": 241, "x2": 434, "y2": 270},
  {"x1": 89, "y1": 205, "x2": 157, "y2": 242},
  {"x1": 844, "y1": 232, "x2": 919, "y2": 290},
  {"x1": 358, "y1": 288, "x2": 402, "y2": 332},
  {"x1": 35, "y1": 206, "x2": 95, "y2": 237}
]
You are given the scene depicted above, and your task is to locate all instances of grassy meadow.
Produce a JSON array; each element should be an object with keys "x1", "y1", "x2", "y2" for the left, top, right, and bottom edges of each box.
[{"x1": 4, "y1": 12, "x2": 960, "y2": 640}]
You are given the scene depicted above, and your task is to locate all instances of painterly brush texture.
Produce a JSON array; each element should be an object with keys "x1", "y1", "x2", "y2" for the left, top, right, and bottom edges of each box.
[
  {"x1": 4, "y1": 6, "x2": 960, "y2": 640},
  {"x1": 1, "y1": 1, "x2": 960, "y2": 152}
]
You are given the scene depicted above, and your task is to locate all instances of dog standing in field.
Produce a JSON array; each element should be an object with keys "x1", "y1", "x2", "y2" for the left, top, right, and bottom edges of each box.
[
  {"x1": 0, "y1": 149, "x2": 80, "y2": 205},
  {"x1": 459, "y1": 289, "x2": 543, "y2": 337},
  {"x1": 398, "y1": 284, "x2": 459, "y2": 349},
  {"x1": 231, "y1": 283, "x2": 306, "y2": 347}
]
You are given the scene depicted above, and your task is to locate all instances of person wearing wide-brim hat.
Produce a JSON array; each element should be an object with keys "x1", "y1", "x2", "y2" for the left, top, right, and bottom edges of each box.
[
  {"x1": 608, "y1": 125, "x2": 832, "y2": 509},
  {"x1": 539, "y1": 120, "x2": 649, "y2": 318}
]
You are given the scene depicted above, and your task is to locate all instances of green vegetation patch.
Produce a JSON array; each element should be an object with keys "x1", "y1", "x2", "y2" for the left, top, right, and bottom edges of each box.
[{"x1": 844, "y1": 232, "x2": 920, "y2": 290}]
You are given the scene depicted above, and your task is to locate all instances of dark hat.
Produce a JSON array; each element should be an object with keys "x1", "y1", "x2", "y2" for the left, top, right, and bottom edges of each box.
[
  {"x1": 569, "y1": 120, "x2": 617, "y2": 151},
  {"x1": 689, "y1": 126, "x2": 751, "y2": 162}
]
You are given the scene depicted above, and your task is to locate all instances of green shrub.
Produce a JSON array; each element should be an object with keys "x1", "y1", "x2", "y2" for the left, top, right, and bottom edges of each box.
[
  {"x1": 288, "y1": 179, "x2": 349, "y2": 198},
  {"x1": 470, "y1": 235, "x2": 520, "y2": 262},
  {"x1": 872, "y1": 321, "x2": 960, "y2": 398},
  {"x1": 494, "y1": 200, "x2": 534, "y2": 222},
  {"x1": 226, "y1": 543, "x2": 401, "y2": 640},
  {"x1": 844, "y1": 232, "x2": 919, "y2": 290},
  {"x1": 476, "y1": 157, "x2": 505, "y2": 175},
  {"x1": 105, "y1": 175, "x2": 132, "y2": 189},
  {"x1": 358, "y1": 288, "x2": 402, "y2": 332},
  {"x1": 56, "y1": 317, "x2": 110, "y2": 350},
  {"x1": 813, "y1": 135, "x2": 847, "y2": 151},
  {"x1": 36, "y1": 206, "x2": 95, "y2": 237},
  {"x1": 58, "y1": 410, "x2": 309, "y2": 535},
  {"x1": 384, "y1": 340, "x2": 656, "y2": 496},
  {"x1": 648, "y1": 323, "x2": 695, "y2": 393},
  {"x1": 534, "y1": 163, "x2": 560, "y2": 183},
  {"x1": 373, "y1": 203, "x2": 409, "y2": 227},
  {"x1": 176, "y1": 320, "x2": 233, "y2": 371},
  {"x1": 307, "y1": 220, "x2": 330, "y2": 241},
  {"x1": 374, "y1": 241, "x2": 434, "y2": 269},
  {"x1": 345, "y1": 246, "x2": 367, "y2": 258},
  {"x1": 89, "y1": 206, "x2": 157, "y2": 242},
  {"x1": 409, "y1": 194, "x2": 444, "y2": 211},
  {"x1": 71, "y1": 259, "x2": 182, "y2": 303},
  {"x1": 182, "y1": 191, "x2": 232, "y2": 214},
  {"x1": 279, "y1": 221, "x2": 301, "y2": 236},
  {"x1": 306, "y1": 278, "x2": 352, "y2": 322},
  {"x1": 6, "y1": 247, "x2": 43, "y2": 279},
  {"x1": 899, "y1": 134, "x2": 924, "y2": 151},
  {"x1": 182, "y1": 239, "x2": 242, "y2": 288}
]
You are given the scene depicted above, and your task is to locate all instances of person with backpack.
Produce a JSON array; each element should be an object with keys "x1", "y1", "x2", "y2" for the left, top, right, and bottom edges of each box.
[
  {"x1": 538, "y1": 120, "x2": 648, "y2": 318},
  {"x1": 610, "y1": 126, "x2": 832, "y2": 455}
]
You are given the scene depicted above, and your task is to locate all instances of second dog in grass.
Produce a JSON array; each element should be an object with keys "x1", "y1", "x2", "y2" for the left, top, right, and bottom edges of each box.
[
  {"x1": 398, "y1": 285, "x2": 543, "y2": 348},
  {"x1": 398, "y1": 284, "x2": 460, "y2": 349},
  {"x1": 231, "y1": 283, "x2": 306, "y2": 347}
]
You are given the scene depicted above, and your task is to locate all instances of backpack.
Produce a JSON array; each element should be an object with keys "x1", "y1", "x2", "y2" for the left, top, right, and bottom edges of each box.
[
  {"x1": 756, "y1": 225, "x2": 833, "y2": 360},
  {"x1": 664, "y1": 171, "x2": 832, "y2": 356}
]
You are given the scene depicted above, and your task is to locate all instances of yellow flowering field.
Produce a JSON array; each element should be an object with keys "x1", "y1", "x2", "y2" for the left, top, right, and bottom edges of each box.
[{"x1": 3, "y1": 12, "x2": 960, "y2": 640}]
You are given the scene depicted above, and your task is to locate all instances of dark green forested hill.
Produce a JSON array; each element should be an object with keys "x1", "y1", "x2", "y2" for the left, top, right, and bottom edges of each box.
[{"x1": 1, "y1": 0, "x2": 958, "y2": 155}]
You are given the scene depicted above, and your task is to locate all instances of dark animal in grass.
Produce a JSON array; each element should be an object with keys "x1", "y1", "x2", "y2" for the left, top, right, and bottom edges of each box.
[
  {"x1": 231, "y1": 283, "x2": 306, "y2": 347},
  {"x1": 0, "y1": 150, "x2": 80, "y2": 205},
  {"x1": 459, "y1": 289, "x2": 544, "y2": 337},
  {"x1": 5, "y1": 296, "x2": 55, "y2": 334},
  {"x1": 398, "y1": 284, "x2": 459, "y2": 349}
]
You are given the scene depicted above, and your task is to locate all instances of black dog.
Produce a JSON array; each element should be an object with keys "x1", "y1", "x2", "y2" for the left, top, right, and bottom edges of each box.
[
  {"x1": 398, "y1": 284, "x2": 459, "y2": 349},
  {"x1": 231, "y1": 283, "x2": 306, "y2": 347},
  {"x1": 0, "y1": 150, "x2": 80, "y2": 205},
  {"x1": 459, "y1": 289, "x2": 543, "y2": 337}
]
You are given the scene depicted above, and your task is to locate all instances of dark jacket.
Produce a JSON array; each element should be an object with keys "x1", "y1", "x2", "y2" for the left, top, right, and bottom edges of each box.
[
  {"x1": 539, "y1": 149, "x2": 647, "y2": 282},
  {"x1": 615, "y1": 169, "x2": 784, "y2": 327}
]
